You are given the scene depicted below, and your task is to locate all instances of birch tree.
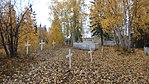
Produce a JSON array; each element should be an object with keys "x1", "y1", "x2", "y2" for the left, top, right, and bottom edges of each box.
[
  {"x1": 90, "y1": 0, "x2": 149, "y2": 52},
  {"x1": 49, "y1": 0, "x2": 86, "y2": 45}
]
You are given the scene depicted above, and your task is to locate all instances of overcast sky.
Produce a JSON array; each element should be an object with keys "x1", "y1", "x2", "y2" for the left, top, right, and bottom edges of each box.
[
  {"x1": 32, "y1": 0, "x2": 51, "y2": 28},
  {"x1": 31, "y1": 0, "x2": 92, "y2": 28},
  {"x1": 16, "y1": 0, "x2": 92, "y2": 37},
  {"x1": 14, "y1": 0, "x2": 51, "y2": 28}
]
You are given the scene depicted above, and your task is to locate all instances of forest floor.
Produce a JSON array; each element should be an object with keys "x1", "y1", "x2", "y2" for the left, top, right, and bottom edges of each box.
[{"x1": 0, "y1": 46, "x2": 149, "y2": 83}]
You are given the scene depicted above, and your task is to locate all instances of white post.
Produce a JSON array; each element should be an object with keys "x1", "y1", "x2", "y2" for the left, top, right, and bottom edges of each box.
[
  {"x1": 40, "y1": 40, "x2": 45, "y2": 51},
  {"x1": 52, "y1": 40, "x2": 56, "y2": 48},
  {"x1": 144, "y1": 47, "x2": 149, "y2": 55},
  {"x1": 25, "y1": 41, "x2": 31, "y2": 54},
  {"x1": 26, "y1": 41, "x2": 29, "y2": 54},
  {"x1": 66, "y1": 49, "x2": 73, "y2": 70},
  {"x1": 68, "y1": 30, "x2": 71, "y2": 44},
  {"x1": 88, "y1": 47, "x2": 93, "y2": 63}
]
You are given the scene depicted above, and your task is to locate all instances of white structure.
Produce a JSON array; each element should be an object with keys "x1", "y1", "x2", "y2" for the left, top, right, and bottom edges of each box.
[
  {"x1": 25, "y1": 41, "x2": 31, "y2": 54},
  {"x1": 103, "y1": 41, "x2": 116, "y2": 46},
  {"x1": 39, "y1": 40, "x2": 45, "y2": 51},
  {"x1": 73, "y1": 41, "x2": 98, "y2": 50},
  {"x1": 82, "y1": 28, "x2": 92, "y2": 38},
  {"x1": 52, "y1": 40, "x2": 56, "y2": 48},
  {"x1": 144, "y1": 47, "x2": 149, "y2": 55},
  {"x1": 66, "y1": 49, "x2": 73, "y2": 70},
  {"x1": 88, "y1": 47, "x2": 93, "y2": 63}
]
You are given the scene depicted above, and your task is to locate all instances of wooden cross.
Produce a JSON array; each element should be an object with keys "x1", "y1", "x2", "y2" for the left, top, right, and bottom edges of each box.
[
  {"x1": 52, "y1": 40, "x2": 56, "y2": 48},
  {"x1": 88, "y1": 47, "x2": 93, "y2": 63},
  {"x1": 66, "y1": 49, "x2": 73, "y2": 70},
  {"x1": 39, "y1": 40, "x2": 45, "y2": 51},
  {"x1": 25, "y1": 41, "x2": 31, "y2": 54}
]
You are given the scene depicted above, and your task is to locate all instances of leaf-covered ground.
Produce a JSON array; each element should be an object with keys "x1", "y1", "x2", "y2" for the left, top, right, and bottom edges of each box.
[{"x1": 0, "y1": 47, "x2": 149, "y2": 83}]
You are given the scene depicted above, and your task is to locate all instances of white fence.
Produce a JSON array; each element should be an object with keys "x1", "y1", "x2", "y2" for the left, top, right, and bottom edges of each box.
[
  {"x1": 73, "y1": 41, "x2": 98, "y2": 51},
  {"x1": 103, "y1": 41, "x2": 116, "y2": 46}
]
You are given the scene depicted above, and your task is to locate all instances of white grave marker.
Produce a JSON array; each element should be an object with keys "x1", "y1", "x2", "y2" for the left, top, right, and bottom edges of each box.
[
  {"x1": 52, "y1": 40, "x2": 56, "y2": 48},
  {"x1": 66, "y1": 49, "x2": 73, "y2": 70},
  {"x1": 39, "y1": 40, "x2": 45, "y2": 51},
  {"x1": 25, "y1": 41, "x2": 31, "y2": 54},
  {"x1": 88, "y1": 47, "x2": 93, "y2": 63},
  {"x1": 144, "y1": 47, "x2": 149, "y2": 55}
]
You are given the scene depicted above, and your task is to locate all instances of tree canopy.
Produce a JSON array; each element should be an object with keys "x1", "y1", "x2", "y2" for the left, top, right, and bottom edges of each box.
[
  {"x1": 90, "y1": 0, "x2": 149, "y2": 51},
  {"x1": 0, "y1": 1, "x2": 37, "y2": 57}
]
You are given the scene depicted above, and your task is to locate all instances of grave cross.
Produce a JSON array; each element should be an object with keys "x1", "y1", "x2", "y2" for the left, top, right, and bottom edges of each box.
[
  {"x1": 88, "y1": 47, "x2": 93, "y2": 63},
  {"x1": 39, "y1": 40, "x2": 45, "y2": 51},
  {"x1": 52, "y1": 40, "x2": 56, "y2": 48},
  {"x1": 25, "y1": 41, "x2": 31, "y2": 54},
  {"x1": 66, "y1": 49, "x2": 73, "y2": 70}
]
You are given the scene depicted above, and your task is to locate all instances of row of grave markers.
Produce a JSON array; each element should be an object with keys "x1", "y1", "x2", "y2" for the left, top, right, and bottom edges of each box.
[
  {"x1": 25, "y1": 39, "x2": 93, "y2": 70},
  {"x1": 66, "y1": 47, "x2": 93, "y2": 70},
  {"x1": 25, "y1": 40, "x2": 56, "y2": 54}
]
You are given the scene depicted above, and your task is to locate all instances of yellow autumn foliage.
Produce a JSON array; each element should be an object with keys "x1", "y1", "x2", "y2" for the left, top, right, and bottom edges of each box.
[
  {"x1": 91, "y1": 0, "x2": 148, "y2": 41},
  {"x1": 132, "y1": 0, "x2": 149, "y2": 39},
  {"x1": 38, "y1": 25, "x2": 49, "y2": 43},
  {"x1": 48, "y1": 14, "x2": 64, "y2": 47},
  {"x1": 18, "y1": 7, "x2": 39, "y2": 53},
  {"x1": 2, "y1": 2, "x2": 16, "y2": 31}
]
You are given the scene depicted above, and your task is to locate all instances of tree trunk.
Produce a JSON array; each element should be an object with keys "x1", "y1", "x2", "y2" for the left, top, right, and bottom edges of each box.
[
  {"x1": 0, "y1": 2, "x2": 31, "y2": 57},
  {"x1": 116, "y1": 26, "x2": 128, "y2": 51},
  {"x1": 100, "y1": 28, "x2": 103, "y2": 46},
  {"x1": 0, "y1": 34, "x2": 10, "y2": 56},
  {"x1": 101, "y1": 34, "x2": 103, "y2": 46},
  {"x1": 9, "y1": 4, "x2": 17, "y2": 57}
]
